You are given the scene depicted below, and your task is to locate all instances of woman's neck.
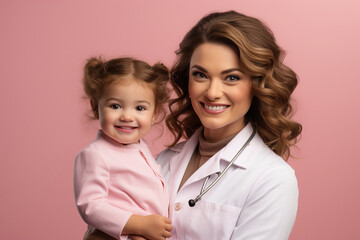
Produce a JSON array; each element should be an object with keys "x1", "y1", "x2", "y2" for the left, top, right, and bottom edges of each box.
[{"x1": 203, "y1": 122, "x2": 246, "y2": 142}]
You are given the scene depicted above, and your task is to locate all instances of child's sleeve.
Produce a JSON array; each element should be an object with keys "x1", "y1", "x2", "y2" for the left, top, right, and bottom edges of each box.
[{"x1": 74, "y1": 148, "x2": 131, "y2": 240}]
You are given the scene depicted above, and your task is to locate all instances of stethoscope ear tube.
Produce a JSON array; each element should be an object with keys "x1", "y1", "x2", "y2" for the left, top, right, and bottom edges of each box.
[{"x1": 188, "y1": 129, "x2": 256, "y2": 207}]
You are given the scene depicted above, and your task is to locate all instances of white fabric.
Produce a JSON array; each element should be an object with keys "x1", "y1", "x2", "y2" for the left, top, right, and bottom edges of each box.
[{"x1": 157, "y1": 124, "x2": 298, "y2": 240}]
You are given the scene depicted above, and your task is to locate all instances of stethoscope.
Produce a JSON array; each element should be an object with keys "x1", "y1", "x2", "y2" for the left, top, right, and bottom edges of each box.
[{"x1": 188, "y1": 129, "x2": 256, "y2": 207}]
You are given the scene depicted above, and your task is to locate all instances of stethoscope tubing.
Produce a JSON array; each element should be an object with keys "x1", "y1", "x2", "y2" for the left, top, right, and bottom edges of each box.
[{"x1": 189, "y1": 129, "x2": 256, "y2": 207}]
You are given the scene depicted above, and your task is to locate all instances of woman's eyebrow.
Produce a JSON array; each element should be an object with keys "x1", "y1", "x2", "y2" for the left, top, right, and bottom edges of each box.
[
  {"x1": 191, "y1": 65, "x2": 243, "y2": 74},
  {"x1": 191, "y1": 65, "x2": 207, "y2": 73},
  {"x1": 221, "y1": 68, "x2": 244, "y2": 74}
]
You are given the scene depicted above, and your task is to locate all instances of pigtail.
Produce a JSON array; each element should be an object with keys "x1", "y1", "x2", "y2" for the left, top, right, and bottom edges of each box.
[
  {"x1": 150, "y1": 63, "x2": 171, "y2": 122},
  {"x1": 84, "y1": 57, "x2": 106, "y2": 80},
  {"x1": 83, "y1": 57, "x2": 106, "y2": 119},
  {"x1": 152, "y1": 63, "x2": 170, "y2": 83}
]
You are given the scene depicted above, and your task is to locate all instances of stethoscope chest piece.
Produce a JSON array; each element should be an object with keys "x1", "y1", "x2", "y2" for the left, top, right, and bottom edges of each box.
[{"x1": 188, "y1": 172, "x2": 217, "y2": 207}]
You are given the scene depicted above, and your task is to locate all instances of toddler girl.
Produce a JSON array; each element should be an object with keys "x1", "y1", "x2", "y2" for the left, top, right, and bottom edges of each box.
[{"x1": 74, "y1": 57, "x2": 172, "y2": 240}]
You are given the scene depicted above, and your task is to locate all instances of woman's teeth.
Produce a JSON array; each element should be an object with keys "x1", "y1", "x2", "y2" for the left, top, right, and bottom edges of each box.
[{"x1": 204, "y1": 104, "x2": 227, "y2": 111}]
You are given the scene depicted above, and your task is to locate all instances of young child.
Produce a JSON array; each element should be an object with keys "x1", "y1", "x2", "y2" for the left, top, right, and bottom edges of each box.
[{"x1": 74, "y1": 57, "x2": 172, "y2": 240}]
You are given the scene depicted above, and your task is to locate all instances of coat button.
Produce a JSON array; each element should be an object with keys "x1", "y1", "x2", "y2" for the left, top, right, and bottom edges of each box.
[{"x1": 174, "y1": 202, "x2": 181, "y2": 211}]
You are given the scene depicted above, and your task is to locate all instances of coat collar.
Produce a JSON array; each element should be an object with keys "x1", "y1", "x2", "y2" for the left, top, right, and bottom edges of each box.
[
  {"x1": 168, "y1": 129, "x2": 201, "y2": 194},
  {"x1": 169, "y1": 124, "x2": 260, "y2": 189},
  {"x1": 219, "y1": 123, "x2": 258, "y2": 169},
  {"x1": 169, "y1": 124, "x2": 258, "y2": 169}
]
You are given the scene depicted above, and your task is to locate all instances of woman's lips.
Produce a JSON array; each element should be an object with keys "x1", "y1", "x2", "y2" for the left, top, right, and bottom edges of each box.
[{"x1": 201, "y1": 102, "x2": 229, "y2": 114}]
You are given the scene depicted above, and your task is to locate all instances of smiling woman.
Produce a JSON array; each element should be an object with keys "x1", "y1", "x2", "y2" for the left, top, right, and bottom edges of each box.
[
  {"x1": 159, "y1": 10, "x2": 302, "y2": 239},
  {"x1": 188, "y1": 42, "x2": 253, "y2": 142}
]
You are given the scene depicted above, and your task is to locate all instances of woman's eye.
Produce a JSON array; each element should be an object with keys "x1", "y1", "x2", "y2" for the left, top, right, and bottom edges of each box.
[
  {"x1": 110, "y1": 104, "x2": 120, "y2": 109},
  {"x1": 136, "y1": 106, "x2": 146, "y2": 111},
  {"x1": 192, "y1": 71, "x2": 207, "y2": 79},
  {"x1": 226, "y1": 75, "x2": 240, "y2": 81}
]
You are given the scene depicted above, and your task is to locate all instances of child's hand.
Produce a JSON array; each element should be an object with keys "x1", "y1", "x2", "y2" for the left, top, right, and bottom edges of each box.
[
  {"x1": 139, "y1": 215, "x2": 172, "y2": 240},
  {"x1": 123, "y1": 214, "x2": 172, "y2": 240}
]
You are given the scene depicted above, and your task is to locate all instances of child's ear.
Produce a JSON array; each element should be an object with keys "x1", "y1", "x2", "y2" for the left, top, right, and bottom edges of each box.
[
  {"x1": 90, "y1": 99, "x2": 95, "y2": 109},
  {"x1": 152, "y1": 111, "x2": 158, "y2": 125},
  {"x1": 90, "y1": 99, "x2": 99, "y2": 118}
]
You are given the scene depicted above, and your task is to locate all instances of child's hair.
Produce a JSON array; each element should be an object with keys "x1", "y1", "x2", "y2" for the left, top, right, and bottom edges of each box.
[{"x1": 83, "y1": 56, "x2": 170, "y2": 120}]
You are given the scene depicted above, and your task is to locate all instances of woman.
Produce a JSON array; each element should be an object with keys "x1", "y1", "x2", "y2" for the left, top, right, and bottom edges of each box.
[{"x1": 85, "y1": 10, "x2": 302, "y2": 240}]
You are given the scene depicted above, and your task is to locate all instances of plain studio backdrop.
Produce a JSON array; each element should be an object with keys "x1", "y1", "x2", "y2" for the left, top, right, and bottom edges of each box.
[{"x1": 1, "y1": 0, "x2": 359, "y2": 239}]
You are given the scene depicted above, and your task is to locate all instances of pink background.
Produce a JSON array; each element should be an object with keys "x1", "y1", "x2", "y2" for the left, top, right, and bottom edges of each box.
[{"x1": 1, "y1": 0, "x2": 359, "y2": 239}]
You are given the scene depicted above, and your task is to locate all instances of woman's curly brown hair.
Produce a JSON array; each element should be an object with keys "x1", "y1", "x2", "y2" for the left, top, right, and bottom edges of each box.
[{"x1": 166, "y1": 11, "x2": 302, "y2": 160}]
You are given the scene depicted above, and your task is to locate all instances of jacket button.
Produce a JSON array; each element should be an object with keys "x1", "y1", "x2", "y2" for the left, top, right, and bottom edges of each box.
[{"x1": 174, "y1": 202, "x2": 181, "y2": 211}]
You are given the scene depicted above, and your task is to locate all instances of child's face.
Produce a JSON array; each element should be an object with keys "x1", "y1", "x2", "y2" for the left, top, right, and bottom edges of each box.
[{"x1": 98, "y1": 78, "x2": 156, "y2": 144}]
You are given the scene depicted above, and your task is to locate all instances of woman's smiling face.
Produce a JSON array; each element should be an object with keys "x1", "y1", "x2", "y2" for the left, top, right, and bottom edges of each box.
[{"x1": 188, "y1": 42, "x2": 253, "y2": 142}]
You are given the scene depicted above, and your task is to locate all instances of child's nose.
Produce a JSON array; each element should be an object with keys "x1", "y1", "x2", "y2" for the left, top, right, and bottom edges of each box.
[{"x1": 119, "y1": 110, "x2": 134, "y2": 122}]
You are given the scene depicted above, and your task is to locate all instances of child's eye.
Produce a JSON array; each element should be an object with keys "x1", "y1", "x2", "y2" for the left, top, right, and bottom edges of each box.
[
  {"x1": 136, "y1": 106, "x2": 146, "y2": 111},
  {"x1": 110, "y1": 104, "x2": 121, "y2": 109},
  {"x1": 192, "y1": 71, "x2": 207, "y2": 79},
  {"x1": 226, "y1": 75, "x2": 240, "y2": 82}
]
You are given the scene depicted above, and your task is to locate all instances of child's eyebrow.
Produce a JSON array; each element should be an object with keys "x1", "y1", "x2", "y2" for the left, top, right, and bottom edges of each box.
[
  {"x1": 105, "y1": 98, "x2": 151, "y2": 105},
  {"x1": 105, "y1": 97, "x2": 122, "y2": 102},
  {"x1": 135, "y1": 100, "x2": 151, "y2": 105}
]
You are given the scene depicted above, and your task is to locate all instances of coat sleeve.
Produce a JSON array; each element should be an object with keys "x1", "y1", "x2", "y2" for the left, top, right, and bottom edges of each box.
[
  {"x1": 74, "y1": 148, "x2": 132, "y2": 240},
  {"x1": 231, "y1": 165, "x2": 299, "y2": 240}
]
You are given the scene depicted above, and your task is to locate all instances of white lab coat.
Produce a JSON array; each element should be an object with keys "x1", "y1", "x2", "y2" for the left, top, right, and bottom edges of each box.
[{"x1": 157, "y1": 124, "x2": 298, "y2": 240}]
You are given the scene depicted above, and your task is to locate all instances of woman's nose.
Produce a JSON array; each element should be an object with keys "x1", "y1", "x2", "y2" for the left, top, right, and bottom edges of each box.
[{"x1": 204, "y1": 79, "x2": 223, "y2": 100}]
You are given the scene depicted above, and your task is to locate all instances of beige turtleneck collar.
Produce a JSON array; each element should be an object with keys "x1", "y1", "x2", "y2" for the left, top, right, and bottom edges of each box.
[{"x1": 178, "y1": 131, "x2": 237, "y2": 191}]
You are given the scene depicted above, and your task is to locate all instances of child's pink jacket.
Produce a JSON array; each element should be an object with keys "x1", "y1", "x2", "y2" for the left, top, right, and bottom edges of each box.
[{"x1": 74, "y1": 130, "x2": 169, "y2": 239}]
